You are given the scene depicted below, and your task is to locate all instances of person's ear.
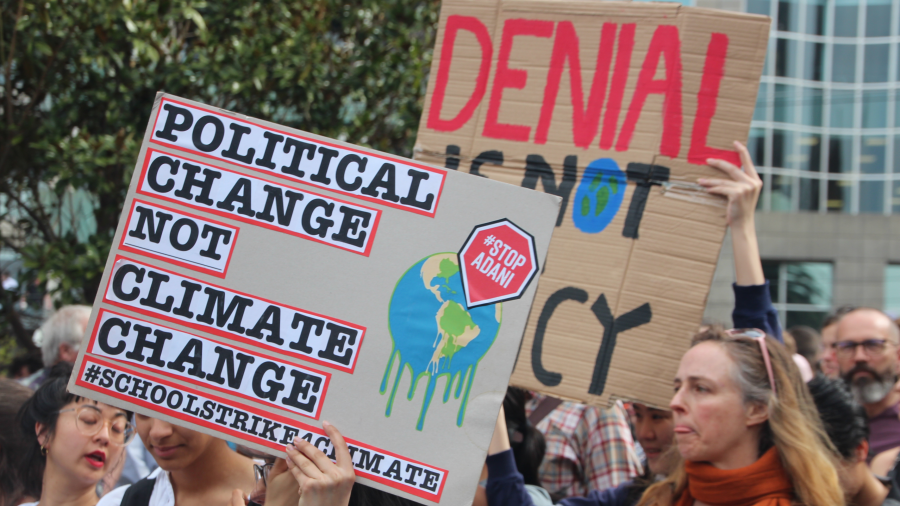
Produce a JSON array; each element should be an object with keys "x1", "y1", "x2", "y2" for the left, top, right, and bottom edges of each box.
[
  {"x1": 856, "y1": 439, "x2": 869, "y2": 464},
  {"x1": 745, "y1": 401, "x2": 769, "y2": 427},
  {"x1": 58, "y1": 343, "x2": 78, "y2": 363},
  {"x1": 35, "y1": 422, "x2": 49, "y2": 447}
]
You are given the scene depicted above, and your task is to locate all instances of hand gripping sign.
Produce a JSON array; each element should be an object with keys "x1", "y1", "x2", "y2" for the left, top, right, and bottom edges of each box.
[{"x1": 458, "y1": 219, "x2": 539, "y2": 308}]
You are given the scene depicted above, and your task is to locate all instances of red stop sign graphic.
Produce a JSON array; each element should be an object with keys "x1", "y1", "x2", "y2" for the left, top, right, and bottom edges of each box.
[{"x1": 458, "y1": 219, "x2": 539, "y2": 308}]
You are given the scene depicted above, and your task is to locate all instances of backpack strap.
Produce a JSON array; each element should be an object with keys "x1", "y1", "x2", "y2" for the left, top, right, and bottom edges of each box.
[
  {"x1": 528, "y1": 396, "x2": 563, "y2": 427},
  {"x1": 119, "y1": 476, "x2": 156, "y2": 506}
]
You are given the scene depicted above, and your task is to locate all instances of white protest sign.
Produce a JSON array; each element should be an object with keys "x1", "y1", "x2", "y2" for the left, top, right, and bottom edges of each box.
[{"x1": 69, "y1": 93, "x2": 560, "y2": 505}]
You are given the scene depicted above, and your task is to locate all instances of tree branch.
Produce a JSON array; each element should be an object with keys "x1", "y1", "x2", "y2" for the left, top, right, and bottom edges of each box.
[{"x1": 4, "y1": 0, "x2": 25, "y2": 129}]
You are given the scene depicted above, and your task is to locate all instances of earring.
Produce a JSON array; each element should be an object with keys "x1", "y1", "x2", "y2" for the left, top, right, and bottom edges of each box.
[{"x1": 40, "y1": 445, "x2": 47, "y2": 456}]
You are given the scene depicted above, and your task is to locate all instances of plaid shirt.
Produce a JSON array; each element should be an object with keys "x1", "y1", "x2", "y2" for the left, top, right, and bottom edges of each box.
[{"x1": 526, "y1": 394, "x2": 642, "y2": 498}]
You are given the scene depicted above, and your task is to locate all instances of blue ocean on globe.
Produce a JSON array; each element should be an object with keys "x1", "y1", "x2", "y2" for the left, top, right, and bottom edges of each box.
[
  {"x1": 572, "y1": 158, "x2": 627, "y2": 234},
  {"x1": 380, "y1": 253, "x2": 502, "y2": 431}
]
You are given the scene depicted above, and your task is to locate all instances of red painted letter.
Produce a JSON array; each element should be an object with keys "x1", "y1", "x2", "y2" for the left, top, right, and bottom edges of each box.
[
  {"x1": 687, "y1": 33, "x2": 740, "y2": 165},
  {"x1": 599, "y1": 23, "x2": 635, "y2": 150},
  {"x1": 427, "y1": 15, "x2": 493, "y2": 132},
  {"x1": 615, "y1": 25, "x2": 683, "y2": 157},
  {"x1": 536, "y1": 22, "x2": 616, "y2": 148},
  {"x1": 482, "y1": 19, "x2": 554, "y2": 141}
]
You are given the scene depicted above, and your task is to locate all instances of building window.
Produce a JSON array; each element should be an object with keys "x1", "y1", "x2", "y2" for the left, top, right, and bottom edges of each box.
[
  {"x1": 885, "y1": 265, "x2": 900, "y2": 314},
  {"x1": 763, "y1": 261, "x2": 833, "y2": 329}
]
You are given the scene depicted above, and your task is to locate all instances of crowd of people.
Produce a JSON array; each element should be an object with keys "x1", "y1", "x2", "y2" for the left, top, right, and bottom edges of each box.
[{"x1": 2, "y1": 142, "x2": 900, "y2": 506}]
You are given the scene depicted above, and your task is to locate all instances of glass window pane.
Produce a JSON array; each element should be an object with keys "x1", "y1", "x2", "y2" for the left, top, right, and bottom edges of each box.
[
  {"x1": 804, "y1": 42, "x2": 824, "y2": 81},
  {"x1": 828, "y1": 135, "x2": 853, "y2": 173},
  {"x1": 778, "y1": 0, "x2": 800, "y2": 31},
  {"x1": 896, "y1": 90, "x2": 900, "y2": 127},
  {"x1": 749, "y1": 128, "x2": 767, "y2": 166},
  {"x1": 830, "y1": 90, "x2": 856, "y2": 128},
  {"x1": 892, "y1": 181, "x2": 900, "y2": 213},
  {"x1": 860, "y1": 180, "x2": 885, "y2": 213},
  {"x1": 863, "y1": 90, "x2": 889, "y2": 128},
  {"x1": 865, "y1": 44, "x2": 890, "y2": 82},
  {"x1": 827, "y1": 179, "x2": 852, "y2": 212},
  {"x1": 748, "y1": 0, "x2": 771, "y2": 15},
  {"x1": 801, "y1": 87, "x2": 823, "y2": 126},
  {"x1": 885, "y1": 265, "x2": 900, "y2": 312},
  {"x1": 754, "y1": 84, "x2": 769, "y2": 121},
  {"x1": 866, "y1": 2, "x2": 892, "y2": 37},
  {"x1": 772, "y1": 174, "x2": 795, "y2": 210},
  {"x1": 799, "y1": 177, "x2": 820, "y2": 211},
  {"x1": 774, "y1": 84, "x2": 795, "y2": 123},
  {"x1": 786, "y1": 311, "x2": 829, "y2": 329},
  {"x1": 806, "y1": 0, "x2": 826, "y2": 35},
  {"x1": 861, "y1": 136, "x2": 887, "y2": 174},
  {"x1": 785, "y1": 262, "x2": 833, "y2": 305},
  {"x1": 776, "y1": 39, "x2": 799, "y2": 77},
  {"x1": 894, "y1": 136, "x2": 900, "y2": 172},
  {"x1": 773, "y1": 129, "x2": 796, "y2": 168},
  {"x1": 834, "y1": 5, "x2": 858, "y2": 36},
  {"x1": 799, "y1": 134, "x2": 822, "y2": 171},
  {"x1": 762, "y1": 260, "x2": 781, "y2": 303},
  {"x1": 832, "y1": 44, "x2": 857, "y2": 83}
]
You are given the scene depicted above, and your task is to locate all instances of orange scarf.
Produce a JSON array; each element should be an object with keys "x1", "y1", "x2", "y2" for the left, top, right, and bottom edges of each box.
[{"x1": 674, "y1": 448, "x2": 794, "y2": 506}]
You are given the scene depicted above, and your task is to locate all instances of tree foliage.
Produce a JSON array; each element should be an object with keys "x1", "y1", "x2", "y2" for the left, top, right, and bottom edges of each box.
[{"x1": 0, "y1": 0, "x2": 439, "y2": 350}]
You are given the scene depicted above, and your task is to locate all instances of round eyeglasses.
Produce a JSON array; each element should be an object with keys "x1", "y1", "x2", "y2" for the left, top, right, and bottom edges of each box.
[{"x1": 58, "y1": 405, "x2": 135, "y2": 446}]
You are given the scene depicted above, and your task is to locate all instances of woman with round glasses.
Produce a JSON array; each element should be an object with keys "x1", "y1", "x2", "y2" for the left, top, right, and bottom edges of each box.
[{"x1": 16, "y1": 363, "x2": 133, "y2": 506}]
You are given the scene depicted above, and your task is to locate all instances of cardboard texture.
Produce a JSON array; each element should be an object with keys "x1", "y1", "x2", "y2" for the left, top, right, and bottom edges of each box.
[
  {"x1": 414, "y1": 0, "x2": 770, "y2": 409},
  {"x1": 67, "y1": 93, "x2": 561, "y2": 505}
]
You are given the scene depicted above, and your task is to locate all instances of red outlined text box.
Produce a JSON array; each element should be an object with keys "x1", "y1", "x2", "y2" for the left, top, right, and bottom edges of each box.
[
  {"x1": 76, "y1": 356, "x2": 448, "y2": 502},
  {"x1": 119, "y1": 199, "x2": 239, "y2": 278},
  {"x1": 137, "y1": 148, "x2": 381, "y2": 257},
  {"x1": 103, "y1": 255, "x2": 366, "y2": 374},
  {"x1": 87, "y1": 308, "x2": 330, "y2": 420},
  {"x1": 149, "y1": 96, "x2": 445, "y2": 218}
]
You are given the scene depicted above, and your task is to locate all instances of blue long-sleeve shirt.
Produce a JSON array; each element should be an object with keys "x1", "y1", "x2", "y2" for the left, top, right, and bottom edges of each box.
[
  {"x1": 486, "y1": 282, "x2": 783, "y2": 506},
  {"x1": 731, "y1": 281, "x2": 782, "y2": 343},
  {"x1": 487, "y1": 450, "x2": 633, "y2": 506}
]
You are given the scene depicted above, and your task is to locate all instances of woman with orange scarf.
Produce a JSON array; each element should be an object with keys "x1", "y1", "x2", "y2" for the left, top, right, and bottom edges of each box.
[{"x1": 637, "y1": 327, "x2": 843, "y2": 506}]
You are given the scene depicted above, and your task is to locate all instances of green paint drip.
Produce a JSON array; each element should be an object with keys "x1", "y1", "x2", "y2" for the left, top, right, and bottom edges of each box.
[
  {"x1": 381, "y1": 254, "x2": 501, "y2": 431},
  {"x1": 610, "y1": 174, "x2": 618, "y2": 194},
  {"x1": 581, "y1": 195, "x2": 591, "y2": 217}
]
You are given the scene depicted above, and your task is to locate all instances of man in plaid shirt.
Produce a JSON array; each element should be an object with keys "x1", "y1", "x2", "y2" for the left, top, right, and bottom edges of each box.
[{"x1": 526, "y1": 393, "x2": 642, "y2": 500}]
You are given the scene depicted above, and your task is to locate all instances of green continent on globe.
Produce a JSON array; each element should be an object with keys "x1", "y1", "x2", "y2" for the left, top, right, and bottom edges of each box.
[
  {"x1": 431, "y1": 300, "x2": 480, "y2": 373},
  {"x1": 381, "y1": 253, "x2": 502, "y2": 431}
]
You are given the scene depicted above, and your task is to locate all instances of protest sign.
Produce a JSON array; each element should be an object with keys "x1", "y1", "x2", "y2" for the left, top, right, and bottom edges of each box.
[
  {"x1": 68, "y1": 93, "x2": 560, "y2": 504},
  {"x1": 414, "y1": 0, "x2": 770, "y2": 409}
]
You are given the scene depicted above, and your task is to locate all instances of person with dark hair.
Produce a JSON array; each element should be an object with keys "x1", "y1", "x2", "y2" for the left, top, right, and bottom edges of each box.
[
  {"x1": 16, "y1": 363, "x2": 133, "y2": 506},
  {"x1": 820, "y1": 305, "x2": 857, "y2": 379},
  {"x1": 99, "y1": 414, "x2": 359, "y2": 506},
  {"x1": 503, "y1": 388, "x2": 548, "y2": 491},
  {"x1": 787, "y1": 325, "x2": 821, "y2": 370},
  {"x1": 807, "y1": 375, "x2": 900, "y2": 505},
  {"x1": 0, "y1": 379, "x2": 38, "y2": 506},
  {"x1": 7, "y1": 353, "x2": 43, "y2": 380}
]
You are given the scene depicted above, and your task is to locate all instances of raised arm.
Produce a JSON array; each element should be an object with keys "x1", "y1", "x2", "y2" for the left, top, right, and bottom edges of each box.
[{"x1": 700, "y1": 141, "x2": 782, "y2": 342}]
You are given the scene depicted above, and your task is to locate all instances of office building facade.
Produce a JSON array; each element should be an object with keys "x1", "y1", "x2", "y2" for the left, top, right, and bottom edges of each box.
[{"x1": 692, "y1": 0, "x2": 900, "y2": 328}]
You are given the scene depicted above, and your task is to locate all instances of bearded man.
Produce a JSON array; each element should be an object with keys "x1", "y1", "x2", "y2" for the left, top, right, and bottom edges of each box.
[{"x1": 836, "y1": 308, "x2": 900, "y2": 460}]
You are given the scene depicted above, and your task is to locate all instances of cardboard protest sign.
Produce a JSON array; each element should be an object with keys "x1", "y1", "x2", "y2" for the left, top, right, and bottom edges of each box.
[
  {"x1": 414, "y1": 0, "x2": 770, "y2": 409},
  {"x1": 68, "y1": 93, "x2": 560, "y2": 504}
]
